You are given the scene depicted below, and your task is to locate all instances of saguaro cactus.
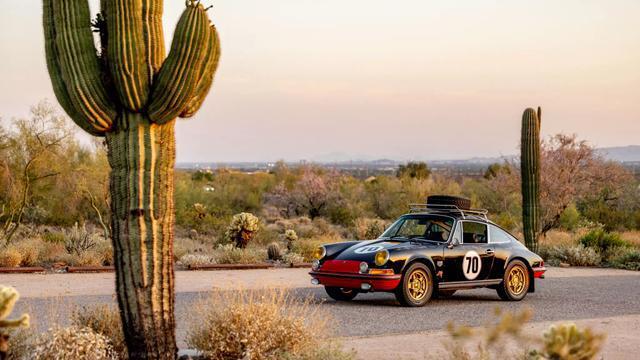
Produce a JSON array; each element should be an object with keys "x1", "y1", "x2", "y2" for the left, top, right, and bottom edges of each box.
[
  {"x1": 521, "y1": 107, "x2": 541, "y2": 252},
  {"x1": 42, "y1": 1, "x2": 221, "y2": 358}
]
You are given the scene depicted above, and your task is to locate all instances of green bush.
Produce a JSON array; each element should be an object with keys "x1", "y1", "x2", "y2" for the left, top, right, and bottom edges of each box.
[
  {"x1": 579, "y1": 229, "x2": 628, "y2": 254},
  {"x1": 608, "y1": 248, "x2": 640, "y2": 271},
  {"x1": 539, "y1": 244, "x2": 601, "y2": 267}
]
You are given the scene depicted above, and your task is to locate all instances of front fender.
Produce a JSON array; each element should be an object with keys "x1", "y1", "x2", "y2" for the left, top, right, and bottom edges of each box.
[{"x1": 398, "y1": 255, "x2": 437, "y2": 275}]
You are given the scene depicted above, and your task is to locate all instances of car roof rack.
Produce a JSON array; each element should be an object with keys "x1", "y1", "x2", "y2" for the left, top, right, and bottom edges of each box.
[{"x1": 408, "y1": 203, "x2": 489, "y2": 221}]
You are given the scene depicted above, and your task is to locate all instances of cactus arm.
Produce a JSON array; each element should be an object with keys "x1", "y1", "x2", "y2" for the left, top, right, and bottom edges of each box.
[
  {"x1": 43, "y1": 0, "x2": 105, "y2": 136},
  {"x1": 142, "y1": 0, "x2": 166, "y2": 79},
  {"x1": 105, "y1": 0, "x2": 150, "y2": 111},
  {"x1": 49, "y1": 0, "x2": 116, "y2": 132},
  {"x1": 147, "y1": 3, "x2": 211, "y2": 124},
  {"x1": 0, "y1": 314, "x2": 29, "y2": 329},
  {"x1": 521, "y1": 107, "x2": 541, "y2": 251},
  {"x1": 180, "y1": 25, "x2": 221, "y2": 118}
]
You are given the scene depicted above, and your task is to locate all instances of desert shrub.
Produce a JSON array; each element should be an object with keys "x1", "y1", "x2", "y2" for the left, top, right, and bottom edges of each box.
[
  {"x1": 290, "y1": 236, "x2": 342, "y2": 262},
  {"x1": 4, "y1": 327, "x2": 34, "y2": 360},
  {"x1": 353, "y1": 218, "x2": 387, "y2": 240},
  {"x1": 173, "y1": 237, "x2": 211, "y2": 262},
  {"x1": 224, "y1": 213, "x2": 260, "y2": 248},
  {"x1": 579, "y1": 229, "x2": 629, "y2": 254},
  {"x1": 186, "y1": 289, "x2": 352, "y2": 360},
  {"x1": 34, "y1": 241, "x2": 67, "y2": 265},
  {"x1": 14, "y1": 239, "x2": 40, "y2": 267},
  {"x1": 529, "y1": 323, "x2": 605, "y2": 360},
  {"x1": 64, "y1": 223, "x2": 97, "y2": 255},
  {"x1": 33, "y1": 326, "x2": 117, "y2": 360},
  {"x1": 94, "y1": 240, "x2": 114, "y2": 266},
  {"x1": 539, "y1": 244, "x2": 601, "y2": 267},
  {"x1": 607, "y1": 248, "x2": 640, "y2": 271},
  {"x1": 179, "y1": 254, "x2": 216, "y2": 267},
  {"x1": 0, "y1": 247, "x2": 22, "y2": 267},
  {"x1": 42, "y1": 231, "x2": 65, "y2": 244},
  {"x1": 71, "y1": 305, "x2": 127, "y2": 359},
  {"x1": 213, "y1": 244, "x2": 265, "y2": 264},
  {"x1": 281, "y1": 252, "x2": 305, "y2": 265},
  {"x1": 444, "y1": 308, "x2": 605, "y2": 360},
  {"x1": 444, "y1": 308, "x2": 534, "y2": 359}
]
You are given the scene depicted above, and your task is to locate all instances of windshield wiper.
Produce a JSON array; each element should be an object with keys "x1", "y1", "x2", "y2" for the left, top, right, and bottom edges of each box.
[
  {"x1": 409, "y1": 237, "x2": 442, "y2": 244},
  {"x1": 388, "y1": 235, "x2": 408, "y2": 241}
]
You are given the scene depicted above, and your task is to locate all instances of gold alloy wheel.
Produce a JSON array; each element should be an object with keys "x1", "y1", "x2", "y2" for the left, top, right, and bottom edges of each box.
[
  {"x1": 507, "y1": 265, "x2": 527, "y2": 295},
  {"x1": 407, "y1": 269, "x2": 429, "y2": 301}
]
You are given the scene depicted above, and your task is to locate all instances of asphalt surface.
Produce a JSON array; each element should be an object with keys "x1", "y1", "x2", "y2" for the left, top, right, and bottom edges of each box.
[{"x1": 16, "y1": 273, "x2": 640, "y2": 341}]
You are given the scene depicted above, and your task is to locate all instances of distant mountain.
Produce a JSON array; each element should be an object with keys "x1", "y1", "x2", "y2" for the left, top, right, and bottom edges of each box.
[{"x1": 597, "y1": 146, "x2": 640, "y2": 162}]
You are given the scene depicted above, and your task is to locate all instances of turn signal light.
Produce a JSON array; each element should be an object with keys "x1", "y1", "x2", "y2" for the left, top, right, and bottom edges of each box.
[{"x1": 368, "y1": 269, "x2": 394, "y2": 275}]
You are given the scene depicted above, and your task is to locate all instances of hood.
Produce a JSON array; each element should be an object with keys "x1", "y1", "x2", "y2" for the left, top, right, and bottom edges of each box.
[{"x1": 334, "y1": 238, "x2": 434, "y2": 262}]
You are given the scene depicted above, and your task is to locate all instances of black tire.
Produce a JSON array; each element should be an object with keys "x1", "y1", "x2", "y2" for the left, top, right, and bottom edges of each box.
[
  {"x1": 497, "y1": 260, "x2": 530, "y2": 301},
  {"x1": 325, "y1": 287, "x2": 358, "y2": 301},
  {"x1": 426, "y1": 195, "x2": 471, "y2": 210},
  {"x1": 435, "y1": 289, "x2": 457, "y2": 299},
  {"x1": 395, "y1": 262, "x2": 434, "y2": 307}
]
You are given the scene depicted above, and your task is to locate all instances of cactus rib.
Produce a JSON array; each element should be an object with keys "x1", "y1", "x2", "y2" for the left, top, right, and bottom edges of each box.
[
  {"x1": 147, "y1": 4, "x2": 210, "y2": 124},
  {"x1": 106, "y1": 0, "x2": 150, "y2": 111},
  {"x1": 142, "y1": 0, "x2": 166, "y2": 79},
  {"x1": 180, "y1": 25, "x2": 221, "y2": 118},
  {"x1": 50, "y1": 0, "x2": 116, "y2": 131}
]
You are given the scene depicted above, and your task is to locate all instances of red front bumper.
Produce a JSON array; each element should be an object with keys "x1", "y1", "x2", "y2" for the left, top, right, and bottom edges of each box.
[{"x1": 309, "y1": 260, "x2": 401, "y2": 291}]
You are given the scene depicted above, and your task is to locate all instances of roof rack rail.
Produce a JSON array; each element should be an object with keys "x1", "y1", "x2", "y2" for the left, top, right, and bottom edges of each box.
[{"x1": 408, "y1": 203, "x2": 489, "y2": 221}]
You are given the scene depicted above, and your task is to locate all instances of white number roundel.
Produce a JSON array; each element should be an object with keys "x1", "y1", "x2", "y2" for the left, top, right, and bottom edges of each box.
[
  {"x1": 462, "y1": 250, "x2": 482, "y2": 280},
  {"x1": 354, "y1": 245, "x2": 384, "y2": 254}
]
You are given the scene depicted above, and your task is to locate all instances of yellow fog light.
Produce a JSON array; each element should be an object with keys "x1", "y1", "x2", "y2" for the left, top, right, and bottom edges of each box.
[
  {"x1": 313, "y1": 246, "x2": 326, "y2": 260},
  {"x1": 374, "y1": 250, "x2": 390, "y2": 266}
]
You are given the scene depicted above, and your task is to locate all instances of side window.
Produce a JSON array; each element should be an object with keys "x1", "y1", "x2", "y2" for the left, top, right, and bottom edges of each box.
[
  {"x1": 462, "y1": 222, "x2": 488, "y2": 244},
  {"x1": 490, "y1": 225, "x2": 514, "y2": 243}
]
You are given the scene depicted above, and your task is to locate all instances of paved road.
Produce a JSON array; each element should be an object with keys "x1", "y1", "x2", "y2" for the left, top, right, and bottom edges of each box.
[{"x1": 15, "y1": 272, "x2": 640, "y2": 342}]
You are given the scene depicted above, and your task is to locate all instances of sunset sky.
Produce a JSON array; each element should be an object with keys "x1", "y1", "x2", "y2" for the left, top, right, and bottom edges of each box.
[{"x1": 1, "y1": 0, "x2": 638, "y2": 162}]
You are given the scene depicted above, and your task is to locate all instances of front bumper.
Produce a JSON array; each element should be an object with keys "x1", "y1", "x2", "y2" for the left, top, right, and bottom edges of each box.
[{"x1": 309, "y1": 271, "x2": 401, "y2": 291}]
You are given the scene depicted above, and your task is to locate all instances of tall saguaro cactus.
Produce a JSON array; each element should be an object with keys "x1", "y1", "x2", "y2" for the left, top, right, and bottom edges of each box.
[
  {"x1": 521, "y1": 107, "x2": 541, "y2": 252},
  {"x1": 43, "y1": 1, "x2": 221, "y2": 358}
]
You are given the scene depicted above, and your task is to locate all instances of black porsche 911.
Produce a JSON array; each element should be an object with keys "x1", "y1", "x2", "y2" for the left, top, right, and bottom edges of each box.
[{"x1": 309, "y1": 195, "x2": 546, "y2": 307}]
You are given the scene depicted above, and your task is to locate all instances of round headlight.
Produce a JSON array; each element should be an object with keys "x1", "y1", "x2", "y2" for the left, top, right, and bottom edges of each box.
[
  {"x1": 374, "y1": 250, "x2": 390, "y2": 266},
  {"x1": 359, "y1": 261, "x2": 369, "y2": 273},
  {"x1": 311, "y1": 259, "x2": 320, "y2": 271},
  {"x1": 313, "y1": 246, "x2": 326, "y2": 260}
]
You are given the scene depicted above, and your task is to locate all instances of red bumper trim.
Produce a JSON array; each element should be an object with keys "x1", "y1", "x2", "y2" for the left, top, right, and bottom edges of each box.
[
  {"x1": 309, "y1": 271, "x2": 401, "y2": 291},
  {"x1": 533, "y1": 267, "x2": 546, "y2": 279}
]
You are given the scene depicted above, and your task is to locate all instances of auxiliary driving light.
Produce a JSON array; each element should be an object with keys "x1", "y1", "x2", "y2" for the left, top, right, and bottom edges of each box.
[
  {"x1": 311, "y1": 259, "x2": 320, "y2": 271},
  {"x1": 359, "y1": 262, "x2": 369, "y2": 273},
  {"x1": 374, "y1": 250, "x2": 390, "y2": 266},
  {"x1": 311, "y1": 278, "x2": 320, "y2": 285},
  {"x1": 360, "y1": 283, "x2": 372, "y2": 291}
]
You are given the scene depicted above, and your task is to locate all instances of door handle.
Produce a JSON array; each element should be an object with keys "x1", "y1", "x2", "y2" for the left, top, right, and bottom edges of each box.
[{"x1": 486, "y1": 249, "x2": 494, "y2": 255}]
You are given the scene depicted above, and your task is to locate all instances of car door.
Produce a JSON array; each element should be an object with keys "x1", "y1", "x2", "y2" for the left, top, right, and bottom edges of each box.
[{"x1": 443, "y1": 221, "x2": 495, "y2": 282}]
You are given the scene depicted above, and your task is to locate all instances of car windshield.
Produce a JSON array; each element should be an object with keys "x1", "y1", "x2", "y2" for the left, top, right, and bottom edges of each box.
[{"x1": 381, "y1": 215, "x2": 454, "y2": 242}]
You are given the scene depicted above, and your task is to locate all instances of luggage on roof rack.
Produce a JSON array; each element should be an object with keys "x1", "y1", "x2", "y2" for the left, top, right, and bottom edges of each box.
[{"x1": 409, "y1": 195, "x2": 488, "y2": 220}]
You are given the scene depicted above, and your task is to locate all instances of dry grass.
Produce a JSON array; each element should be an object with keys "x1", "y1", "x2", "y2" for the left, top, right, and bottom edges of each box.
[
  {"x1": 71, "y1": 304, "x2": 127, "y2": 359},
  {"x1": 620, "y1": 231, "x2": 640, "y2": 248},
  {"x1": 290, "y1": 235, "x2": 343, "y2": 262},
  {"x1": 186, "y1": 288, "x2": 353, "y2": 360},
  {"x1": 0, "y1": 246, "x2": 22, "y2": 267}
]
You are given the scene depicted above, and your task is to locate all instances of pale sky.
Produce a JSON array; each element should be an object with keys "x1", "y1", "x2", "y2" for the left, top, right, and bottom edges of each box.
[{"x1": 1, "y1": 1, "x2": 639, "y2": 162}]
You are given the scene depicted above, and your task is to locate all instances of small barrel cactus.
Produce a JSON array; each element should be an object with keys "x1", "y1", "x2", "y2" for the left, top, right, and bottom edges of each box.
[
  {"x1": 0, "y1": 286, "x2": 30, "y2": 358},
  {"x1": 225, "y1": 213, "x2": 260, "y2": 248},
  {"x1": 267, "y1": 242, "x2": 282, "y2": 261},
  {"x1": 284, "y1": 229, "x2": 298, "y2": 251}
]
